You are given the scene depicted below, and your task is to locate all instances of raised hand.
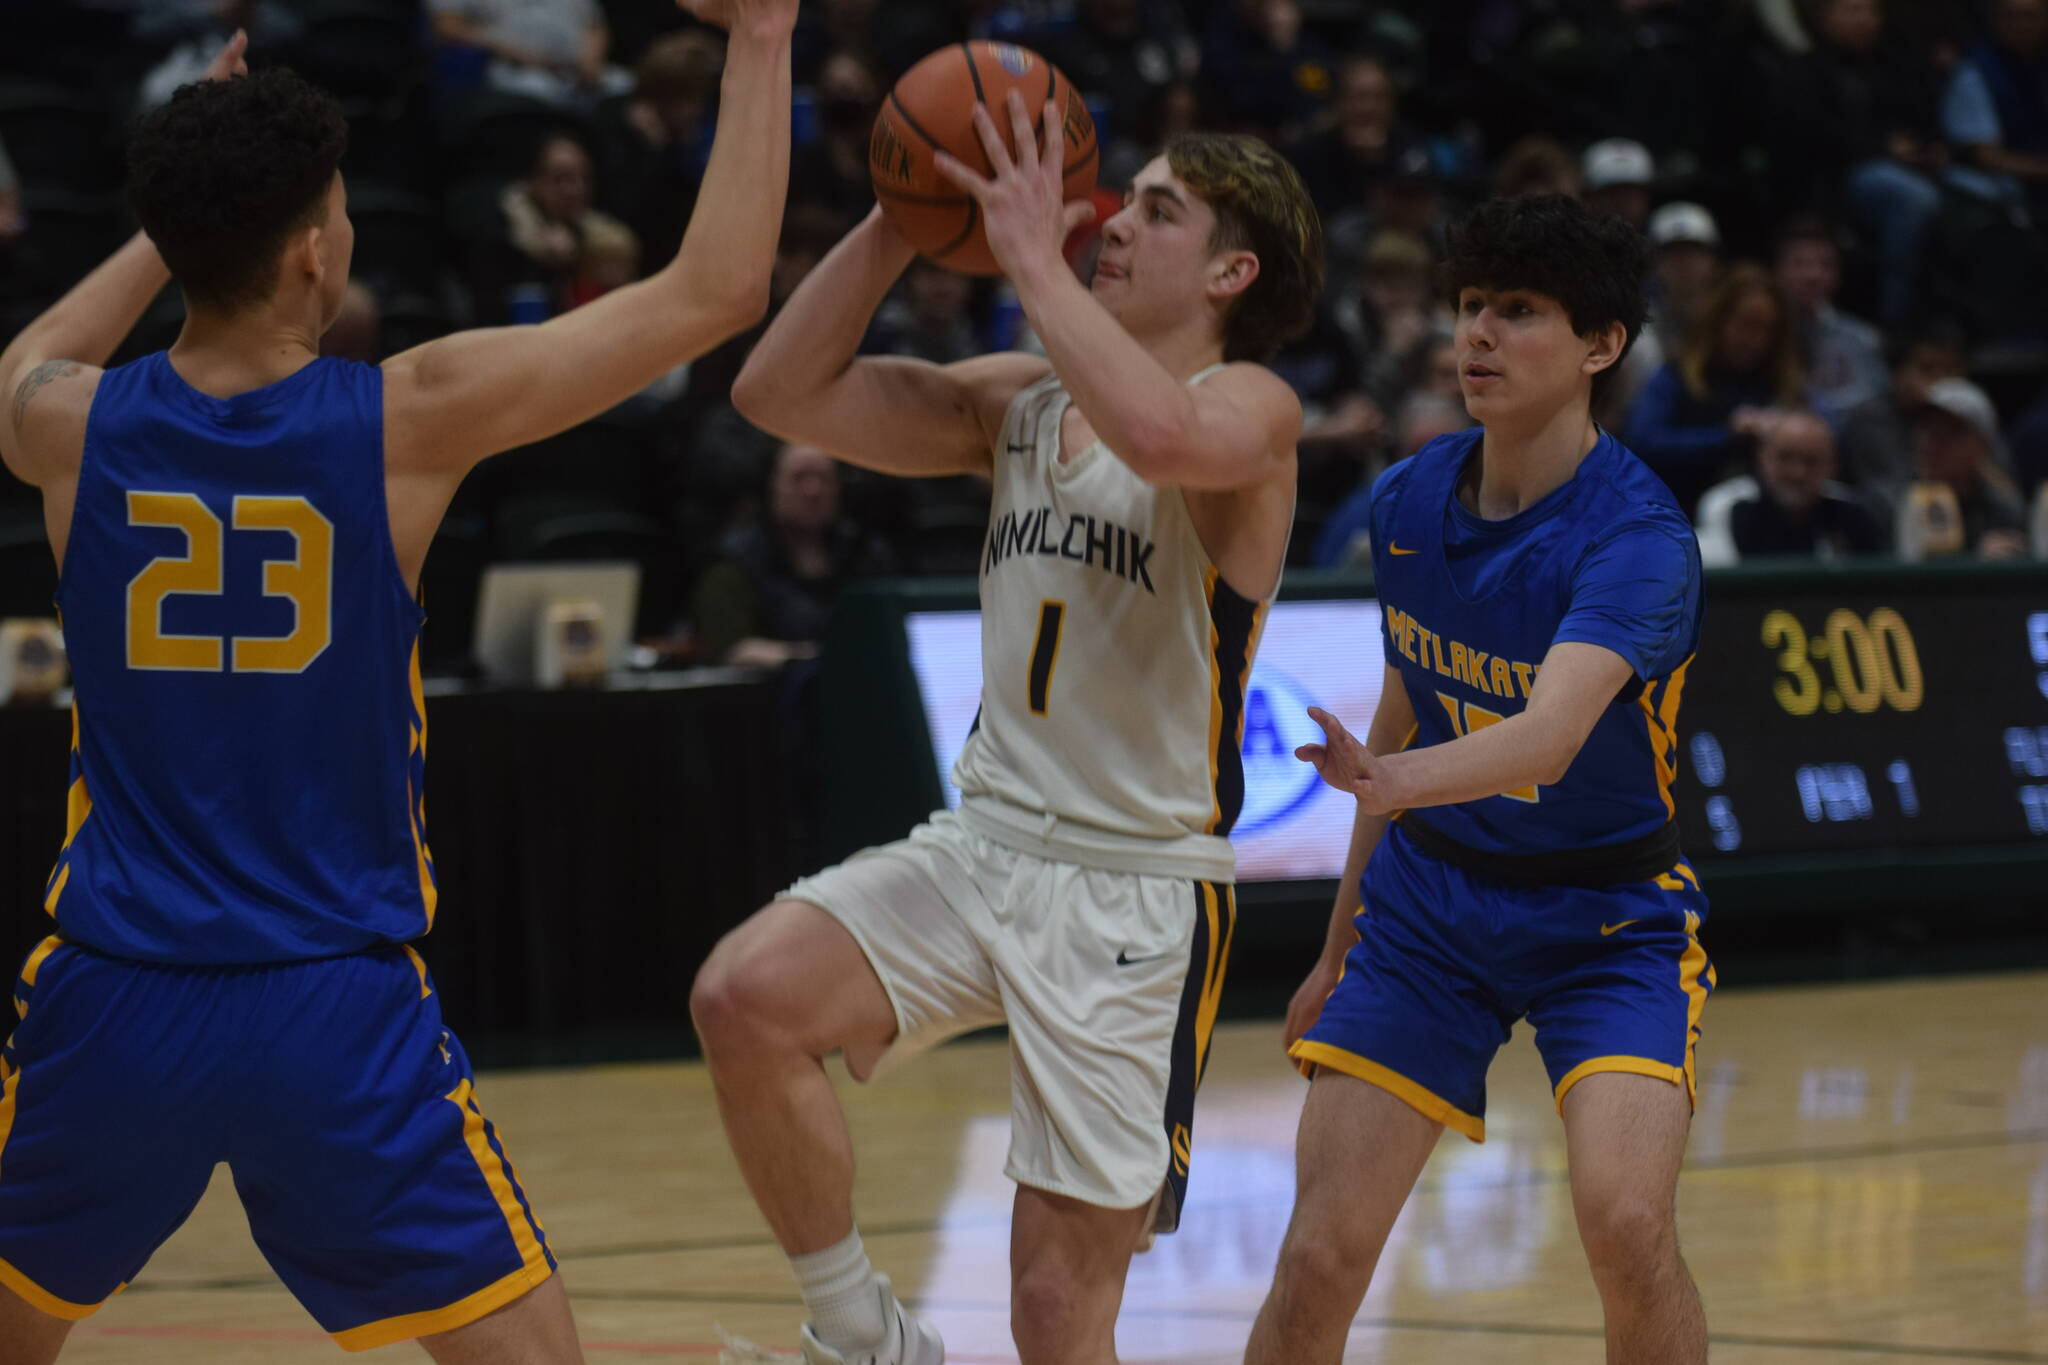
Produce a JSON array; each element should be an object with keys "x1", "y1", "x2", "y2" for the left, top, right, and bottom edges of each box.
[
  {"x1": 202, "y1": 28, "x2": 249, "y2": 83},
  {"x1": 1296, "y1": 706, "x2": 1399, "y2": 814},
  {"x1": 933, "y1": 90, "x2": 1096, "y2": 282},
  {"x1": 677, "y1": 0, "x2": 798, "y2": 39}
]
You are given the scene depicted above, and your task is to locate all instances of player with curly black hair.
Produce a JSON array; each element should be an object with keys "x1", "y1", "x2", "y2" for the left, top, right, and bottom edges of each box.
[
  {"x1": 0, "y1": 3, "x2": 798, "y2": 1360},
  {"x1": 1246, "y1": 193, "x2": 1711, "y2": 1365}
]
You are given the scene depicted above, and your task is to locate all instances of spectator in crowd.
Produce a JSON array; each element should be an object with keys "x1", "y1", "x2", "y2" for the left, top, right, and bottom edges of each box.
[
  {"x1": 1627, "y1": 263, "x2": 1806, "y2": 515},
  {"x1": 597, "y1": 28, "x2": 725, "y2": 268},
  {"x1": 1410, "y1": 337, "x2": 1465, "y2": 408},
  {"x1": 1768, "y1": 0, "x2": 1948, "y2": 322},
  {"x1": 1285, "y1": 53, "x2": 1414, "y2": 222},
  {"x1": 429, "y1": 0, "x2": 629, "y2": 105},
  {"x1": 1837, "y1": 319, "x2": 1967, "y2": 517},
  {"x1": 789, "y1": 49, "x2": 882, "y2": 225},
  {"x1": 1311, "y1": 393, "x2": 1471, "y2": 568},
  {"x1": 871, "y1": 258, "x2": 981, "y2": 365},
  {"x1": 1942, "y1": 0, "x2": 2048, "y2": 216},
  {"x1": 1036, "y1": 0, "x2": 1199, "y2": 150},
  {"x1": 1200, "y1": 0, "x2": 1334, "y2": 145},
  {"x1": 1646, "y1": 201, "x2": 1723, "y2": 353},
  {"x1": 487, "y1": 133, "x2": 640, "y2": 320},
  {"x1": 1773, "y1": 215, "x2": 1887, "y2": 427},
  {"x1": 1909, "y1": 376, "x2": 2029, "y2": 556},
  {"x1": 1582, "y1": 137, "x2": 1655, "y2": 231},
  {"x1": 2009, "y1": 386, "x2": 2048, "y2": 500},
  {"x1": 1694, "y1": 410, "x2": 1887, "y2": 565},
  {"x1": 1495, "y1": 135, "x2": 1582, "y2": 200},
  {"x1": 0, "y1": 139, "x2": 21, "y2": 249},
  {"x1": 1349, "y1": 228, "x2": 1443, "y2": 413},
  {"x1": 689, "y1": 442, "x2": 899, "y2": 666},
  {"x1": 468, "y1": 131, "x2": 638, "y2": 327},
  {"x1": 793, "y1": 0, "x2": 880, "y2": 82}
]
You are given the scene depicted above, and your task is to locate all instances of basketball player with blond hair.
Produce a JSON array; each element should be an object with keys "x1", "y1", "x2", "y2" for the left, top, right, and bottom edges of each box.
[{"x1": 694, "y1": 93, "x2": 1323, "y2": 1365}]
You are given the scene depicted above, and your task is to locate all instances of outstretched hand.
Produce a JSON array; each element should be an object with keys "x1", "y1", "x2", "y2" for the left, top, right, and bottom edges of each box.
[
  {"x1": 933, "y1": 90, "x2": 1096, "y2": 282},
  {"x1": 202, "y1": 28, "x2": 249, "y2": 82},
  {"x1": 1296, "y1": 706, "x2": 1400, "y2": 815}
]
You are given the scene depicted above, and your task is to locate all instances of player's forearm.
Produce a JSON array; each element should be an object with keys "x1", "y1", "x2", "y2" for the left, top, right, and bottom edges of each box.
[
  {"x1": 0, "y1": 233, "x2": 168, "y2": 381},
  {"x1": 733, "y1": 210, "x2": 913, "y2": 414},
  {"x1": 1379, "y1": 712, "x2": 1575, "y2": 810},
  {"x1": 653, "y1": 24, "x2": 791, "y2": 333},
  {"x1": 1008, "y1": 255, "x2": 1200, "y2": 477}
]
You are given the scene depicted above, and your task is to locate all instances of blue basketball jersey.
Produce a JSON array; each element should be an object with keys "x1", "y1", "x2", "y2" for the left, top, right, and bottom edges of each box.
[
  {"x1": 1369, "y1": 427, "x2": 1701, "y2": 857},
  {"x1": 46, "y1": 353, "x2": 433, "y2": 964}
]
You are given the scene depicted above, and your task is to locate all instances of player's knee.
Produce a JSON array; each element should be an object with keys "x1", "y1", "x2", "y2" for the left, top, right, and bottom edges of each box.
[
  {"x1": 1008, "y1": 1260, "x2": 1093, "y2": 1356},
  {"x1": 1579, "y1": 1192, "x2": 1677, "y2": 1277},
  {"x1": 1274, "y1": 1222, "x2": 1379, "y2": 1300},
  {"x1": 688, "y1": 932, "x2": 780, "y2": 1052}
]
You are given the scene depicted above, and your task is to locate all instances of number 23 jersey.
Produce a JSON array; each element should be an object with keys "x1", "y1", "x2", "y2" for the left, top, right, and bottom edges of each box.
[
  {"x1": 950, "y1": 371, "x2": 1274, "y2": 883},
  {"x1": 48, "y1": 354, "x2": 433, "y2": 964}
]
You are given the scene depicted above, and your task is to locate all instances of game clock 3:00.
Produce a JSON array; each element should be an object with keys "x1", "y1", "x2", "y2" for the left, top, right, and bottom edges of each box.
[{"x1": 1674, "y1": 587, "x2": 2048, "y2": 859}]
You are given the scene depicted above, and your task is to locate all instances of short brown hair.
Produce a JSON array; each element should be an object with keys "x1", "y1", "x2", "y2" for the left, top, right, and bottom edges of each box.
[{"x1": 1164, "y1": 132, "x2": 1325, "y2": 363}]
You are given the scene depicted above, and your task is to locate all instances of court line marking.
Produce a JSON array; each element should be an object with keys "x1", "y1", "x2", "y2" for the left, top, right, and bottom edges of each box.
[{"x1": 77, "y1": 1314, "x2": 2048, "y2": 1362}]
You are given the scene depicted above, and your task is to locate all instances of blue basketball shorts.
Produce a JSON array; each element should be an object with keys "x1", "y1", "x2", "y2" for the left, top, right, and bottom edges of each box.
[
  {"x1": 1291, "y1": 824, "x2": 1715, "y2": 1142},
  {"x1": 0, "y1": 937, "x2": 555, "y2": 1350}
]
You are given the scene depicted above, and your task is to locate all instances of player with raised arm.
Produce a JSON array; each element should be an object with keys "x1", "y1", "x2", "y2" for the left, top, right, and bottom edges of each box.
[
  {"x1": 1244, "y1": 194, "x2": 1711, "y2": 1365},
  {"x1": 0, "y1": 5, "x2": 793, "y2": 1360},
  {"x1": 695, "y1": 98, "x2": 1321, "y2": 1365}
]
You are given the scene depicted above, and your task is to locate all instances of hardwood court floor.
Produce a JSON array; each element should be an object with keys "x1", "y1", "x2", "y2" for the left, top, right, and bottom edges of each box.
[{"x1": 46, "y1": 971, "x2": 2048, "y2": 1363}]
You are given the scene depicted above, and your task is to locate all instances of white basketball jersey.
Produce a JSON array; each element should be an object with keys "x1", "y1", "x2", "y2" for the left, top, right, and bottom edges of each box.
[{"x1": 951, "y1": 371, "x2": 1275, "y2": 883}]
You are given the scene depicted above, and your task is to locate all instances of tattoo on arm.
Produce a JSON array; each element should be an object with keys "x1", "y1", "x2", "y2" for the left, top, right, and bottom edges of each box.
[{"x1": 11, "y1": 360, "x2": 84, "y2": 436}]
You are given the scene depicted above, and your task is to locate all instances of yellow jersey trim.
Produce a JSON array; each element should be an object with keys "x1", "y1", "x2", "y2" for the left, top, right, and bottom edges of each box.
[
  {"x1": 1290, "y1": 1039, "x2": 1486, "y2": 1143},
  {"x1": 0, "y1": 1254, "x2": 106, "y2": 1321},
  {"x1": 1553, "y1": 1055, "x2": 1686, "y2": 1114},
  {"x1": 330, "y1": 1261, "x2": 553, "y2": 1352}
]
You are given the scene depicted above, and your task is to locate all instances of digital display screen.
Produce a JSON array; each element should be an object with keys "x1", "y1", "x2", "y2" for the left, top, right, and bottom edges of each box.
[
  {"x1": 905, "y1": 576, "x2": 2048, "y2": 875},
  {"x1": 1675, "y1": 592, "x2": 2048, "y2": 857},
  {"x1": 905, "y1": 601, "x2": 1386, "y2": 882}
]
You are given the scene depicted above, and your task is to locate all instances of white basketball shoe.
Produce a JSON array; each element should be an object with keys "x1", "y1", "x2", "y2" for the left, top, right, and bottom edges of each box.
[{"x1": 797, "y1": 1276, "x2": 944, "y2": 1365}]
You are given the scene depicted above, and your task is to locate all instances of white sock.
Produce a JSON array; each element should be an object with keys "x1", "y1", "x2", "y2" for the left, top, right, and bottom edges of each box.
[{"x1": 791, "y1": 1228, "x2": 888, "y2": 1352}]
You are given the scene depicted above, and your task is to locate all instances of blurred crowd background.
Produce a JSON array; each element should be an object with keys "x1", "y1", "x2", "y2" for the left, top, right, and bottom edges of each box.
[{"x1": 3, "y1": 0, "x2": 2047, "y2": 678}]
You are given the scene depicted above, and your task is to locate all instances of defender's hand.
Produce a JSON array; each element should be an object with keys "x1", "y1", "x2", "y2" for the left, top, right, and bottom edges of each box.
[
  {"x1": 1297, "y1": 706, "x2": 1399, "y2": 815},
  {"x1": 677, "y1": 0, "x2": 798, "y2": 39},
  {"x1": 1282, "y1": 954, "x2": 1344, "y2": 1059},
  {"x1": 201, "y1": 28, "x2": 249, "y2": 82},
  {"x1": 934, "y1": 91, "x2": 1096, "y2": 282}
]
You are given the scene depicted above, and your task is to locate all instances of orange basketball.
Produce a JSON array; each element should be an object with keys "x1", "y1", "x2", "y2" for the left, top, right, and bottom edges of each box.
[{"x1": 869, "y1": 42, "x2": 1099, "y2": 276}]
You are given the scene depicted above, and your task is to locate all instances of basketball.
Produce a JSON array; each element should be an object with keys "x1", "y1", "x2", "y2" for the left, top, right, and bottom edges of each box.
[{"x1": 869, "y1": 41, "x2": 1099, "y2": 276}]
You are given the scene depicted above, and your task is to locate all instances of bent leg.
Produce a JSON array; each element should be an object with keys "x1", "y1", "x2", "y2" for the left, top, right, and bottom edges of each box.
[
  {"x1": 1008, "y1": 1188, "x2": 1151, "y2": 1365},
  {"x1": 0, "y1": 1285, "x2": 71, "y2": 1365},
  {"x1": 689, "y1": 899, "x2": 901, "y2": 1255},
  {"x1": 1563, "y1": 1073, "x2": 1705, "y2": 1365},
  {"x1": 1243, "y1": 1071, "x2": 1441, "y2": 1365},
  {"x1": 420, "y1": 1273, "x2": 582, "y2": 1365}
]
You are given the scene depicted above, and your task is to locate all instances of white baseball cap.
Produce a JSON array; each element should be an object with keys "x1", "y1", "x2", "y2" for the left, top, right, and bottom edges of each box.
[
  {"x1": 1648, "y1": 201, "x2": 1720, "y2": 249},
  {"x1": 1583, "y1": 138, "x2": 1654, "y2": 190},
  {"x1": 1922, "y1": 377, "x2": 2000, "y2": 443}
]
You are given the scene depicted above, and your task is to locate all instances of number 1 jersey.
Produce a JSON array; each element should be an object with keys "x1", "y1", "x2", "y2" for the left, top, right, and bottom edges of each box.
[
  {"x1": 47, "y1": 353, "x2": 433, "y2": 964},
  {"x1": 950, "y1": 371, "x2": 1275, "y2": 884}
]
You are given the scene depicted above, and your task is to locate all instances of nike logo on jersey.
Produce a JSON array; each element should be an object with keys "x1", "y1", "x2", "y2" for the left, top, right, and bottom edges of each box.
[
  {"x1": 1388, "y1": 542, "x2": 1419, "y2": 555},
  {"x1": 1599, "y1": 920, "x2": 1641, "y2": 936},
  {"x1": 1116, "y1": 949, "x2": 1167, "y2": 966},
  {"x1": 984, "y1": 505, "x2": 1157, "y2": 593}
]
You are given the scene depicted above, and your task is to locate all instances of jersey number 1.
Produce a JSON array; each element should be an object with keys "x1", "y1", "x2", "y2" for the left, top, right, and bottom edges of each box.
[
  {"x1": 1027, "y1": 600, "x2": 1066, "y2": 715},
  {"x1": 1436, "y1": 692, "x2": 1540, "y2": 802},
  {"x1": 127, "y1": 492, "x2": 334, "y2": 674}
]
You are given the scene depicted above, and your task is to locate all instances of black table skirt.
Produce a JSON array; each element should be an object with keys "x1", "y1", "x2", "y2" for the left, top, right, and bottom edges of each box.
[{"x1": 0, "y1": 679, "x2": 791, "y2": 1042}]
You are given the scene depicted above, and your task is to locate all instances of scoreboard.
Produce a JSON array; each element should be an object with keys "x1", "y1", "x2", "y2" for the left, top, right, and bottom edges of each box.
[{"x1": 1674, "y1": 562, "x2": 2048, "y2": 859}]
